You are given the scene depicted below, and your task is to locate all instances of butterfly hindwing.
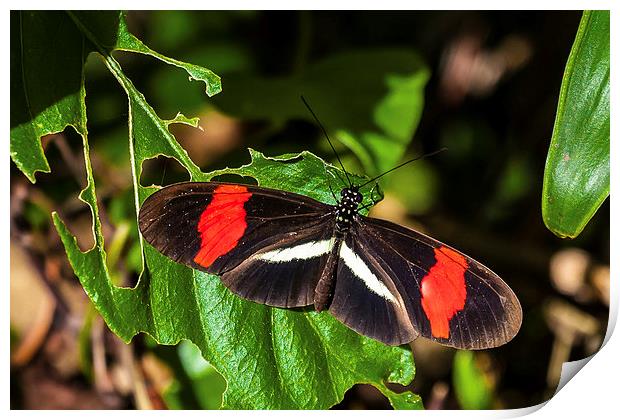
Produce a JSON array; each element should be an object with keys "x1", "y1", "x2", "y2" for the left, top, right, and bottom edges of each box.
[
  {"x1": 328, "y1": 235, "x2": 419, "y2": 345},
  {"x1": 139, "y1": 182, "x2": 336, "y2": 307},
  {"x1": 349, "y1": 216, "x2": 522, "y2": 349},
  {"x1": 218, "y1": 215, "x2": 336, "y2": 307}
]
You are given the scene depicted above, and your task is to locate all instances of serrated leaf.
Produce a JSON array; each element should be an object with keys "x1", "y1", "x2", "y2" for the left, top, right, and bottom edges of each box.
[
  {"x1": 54, "y1": 150, "x2": 417, "y2": 409},
  {"x1": 542, "y1": 10, "x2": 609, "y2": 238},
  {"x1": 10, "y1": 11, "x2": 220, "y2": 183},
  {"x1": 212, "y1": 49, "x2": 429, "y2": 175},
  {"x1": 17, "y1": 10, "x2": 418, "y2": 409}
]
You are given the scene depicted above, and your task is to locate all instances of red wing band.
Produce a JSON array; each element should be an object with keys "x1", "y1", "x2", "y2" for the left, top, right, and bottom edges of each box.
[
  {"x1": 420, "y1": 246, "x2": 468, "y2": 339},
  {"x1": 194, "y1": 184, "x2": 252, "y2": 268}
]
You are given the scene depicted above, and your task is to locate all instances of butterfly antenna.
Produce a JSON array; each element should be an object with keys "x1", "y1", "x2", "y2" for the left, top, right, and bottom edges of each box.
[
  {"x1": 358, "y1": 148, "x2": 448, "y2": 189},
  {"x1": 301, "y1": 96, "x2": 352, "y2": 188}
]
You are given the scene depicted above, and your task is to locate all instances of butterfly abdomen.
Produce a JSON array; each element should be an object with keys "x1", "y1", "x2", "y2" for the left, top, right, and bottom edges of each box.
[{"x1": 314, "y1": 238, "x2": 342, "y2": 311}]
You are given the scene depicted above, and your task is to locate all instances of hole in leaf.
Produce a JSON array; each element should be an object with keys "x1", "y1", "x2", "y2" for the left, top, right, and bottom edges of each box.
[
  {"x1": 31, "y1": 130, "x2": 98, "y2": 252},
  {"x1": 333, "y1": 384, "x2": 392, "y2": 410},
  {"x1": 170, "y1": 109, "x2": 246, "y2": 169},
  {"x1": 140, "y1": 156, "x2": 190, "y2": 188},
  {"x1": 209, "y1": 173, "x2": 258, "y2": 186},
  {"x1": 103, "y1": 188, "x2": 144, "y2": 288}
]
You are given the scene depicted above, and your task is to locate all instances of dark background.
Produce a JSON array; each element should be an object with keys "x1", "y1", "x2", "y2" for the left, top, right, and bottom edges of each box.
[{"x1": 11, "y1": 11, "x2": 609, "y2": 409}]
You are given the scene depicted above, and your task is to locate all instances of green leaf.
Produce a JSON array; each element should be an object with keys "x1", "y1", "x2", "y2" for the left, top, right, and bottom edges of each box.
[
  {"x1": 54, "y1": 144, "x2": 416, "y2": 408},
  {"x1": 53, "y1": 149, "x2": 416, "y2": 409},
  {"x1": 212, "y1": 49, "x2": 429, "y2": 175},
  {"x1": 542, "y1": 10, "x2": 609, "y2": 238},
  {"x1": 10, "y1": 11, "x2": 221, "y2": 183},
  {"x1": 17, "y1": 10, "x2": 417, "y2": 409},
  {"x1": 111, "y1": 14, "x2": 221, "y2": 97},
  {"x1": 10, "y1": 11, "x2": 87, "y2": 182},
  {"x1": 452, "y1": 351, "x2": 492, "y2": 410}
]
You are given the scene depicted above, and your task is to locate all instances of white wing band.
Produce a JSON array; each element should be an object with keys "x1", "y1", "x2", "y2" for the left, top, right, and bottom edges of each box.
[
  {"x1": 340, "y1": 242, "x2": 397, "y2": 303},
  {"x1": 254, "y1": 238, "x2": 335, "y2": 263}
]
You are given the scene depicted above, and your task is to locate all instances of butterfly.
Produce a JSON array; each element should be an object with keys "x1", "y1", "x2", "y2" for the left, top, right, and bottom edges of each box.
[
  {"x1": 138, "y1": 99, "x2": 522, "y2": 350},
  {"x1": 138, "y1": 176, "x2": 522, "y2": 349}
]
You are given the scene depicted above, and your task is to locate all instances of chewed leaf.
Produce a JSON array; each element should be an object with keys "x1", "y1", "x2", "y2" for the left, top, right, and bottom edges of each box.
[
  {"x1": 15, "y1": 10, "x2": 418, "y2": 409},
  {"x1": 10, "y1": 11, "x2": 89, "y2": 182},
  {"x1": 55, "y1": 147, "x2": 417, "y2": 409},
  {"x1": 10, "y1": 11, "x2": 220, "y2": 184},
  {"x1": 111, "y1": 14, "x2": 221, "y2": 97}
]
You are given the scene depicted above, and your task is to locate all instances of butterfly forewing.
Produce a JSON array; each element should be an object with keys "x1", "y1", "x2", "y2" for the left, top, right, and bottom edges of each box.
[{"x1": 139, "y1": 182, "x2": 336, "y2": 307}]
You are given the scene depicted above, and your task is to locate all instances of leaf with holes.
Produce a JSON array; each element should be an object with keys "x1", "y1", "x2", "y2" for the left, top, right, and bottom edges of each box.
[
  {"x1": 54, "y1": 149, "x2": 421, "y2": 409},
  {"x1": 10, "y1": 10, "x2": 220, "y2": 183},
  {"x1": 15, "y1": 10, "x2": 421, "y2": 409}
]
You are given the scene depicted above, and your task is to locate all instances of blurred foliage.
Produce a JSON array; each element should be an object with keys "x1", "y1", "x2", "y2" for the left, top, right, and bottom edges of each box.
[
  {"x1": 154, "y1": 48, "x2": 429, "y2": 175},
  {"x1": 542, "y1": 10, "x2": 609, "y2": 238},
  {"x1": 210, "y1": 49, "x2": 429, "y2": 175},
  {"x1": 162, "y1": 341, "x2": 227, "y2": 410},
  {"x1": 383, "y1": 157, "x2": 439, "y2": 215},
  {"x1": 452, "y1": 351, "x2": 493, "y2": 409},
  {"x1": 10, "y1": 10, "x2": 609, "y2": 411}
]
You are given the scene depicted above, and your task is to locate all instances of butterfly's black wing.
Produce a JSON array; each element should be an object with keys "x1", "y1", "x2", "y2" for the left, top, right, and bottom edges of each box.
[
  {"x1": 140, "y1": 182, "x2": 522, "y2": 349},
  {"x1": 139, "y1": 182, "x2": 336, "y2": 307},
  {"x1": 329, "y1": 215, "x2": 522, "y2": 349},
  {"x1": 328, "y1": 234, "x2": 420, "y2": 345}
]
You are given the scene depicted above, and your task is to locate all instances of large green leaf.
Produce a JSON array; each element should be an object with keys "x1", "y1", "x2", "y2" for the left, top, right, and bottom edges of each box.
[
  {"x1": 54, "y1": 149, "x2": 420, "y2": 408},
  {"x1": 212, "y1": 49, "x2": 429, "y2": 175},
  {"x1": 10, "y1": 11, "x2": 221, "y2": 183},
  {"x1": 542, "y1": 10, "x2": 609, "y2": 238},
  {"x1": 13, "y1": 11, "x2": 420, "y2": 409}
]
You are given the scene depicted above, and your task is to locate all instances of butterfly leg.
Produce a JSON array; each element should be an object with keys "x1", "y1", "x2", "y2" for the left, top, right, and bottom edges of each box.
[
  {"x1": 358, "y1": 183, "x2": 383, "y2": 212},
  {"x1": 368, "y1": 183, "x2": 382, "y2": 205}
]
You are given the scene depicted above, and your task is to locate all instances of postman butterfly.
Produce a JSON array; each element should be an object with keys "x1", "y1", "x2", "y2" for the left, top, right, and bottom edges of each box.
[{"x1": 138, "y1": 100, "x2": 522, "y2": 350}]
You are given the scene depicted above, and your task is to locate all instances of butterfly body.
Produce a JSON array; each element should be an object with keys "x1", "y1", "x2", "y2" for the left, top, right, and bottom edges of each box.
[
  {"x1": 313, "y1": 187, "x2": 363, "y2": 310},
  {"x1": 139, "y1": 181, "x2": 522, "y2": 349}
]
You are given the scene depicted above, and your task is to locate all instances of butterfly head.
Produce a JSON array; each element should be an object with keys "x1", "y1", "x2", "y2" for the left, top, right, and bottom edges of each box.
[
  {"x1": 340, "y1": 187, "x2": 363, "y2": 205},
  {"x1": 335, "y1": 188, "x2": 362, "y2": 233}
]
